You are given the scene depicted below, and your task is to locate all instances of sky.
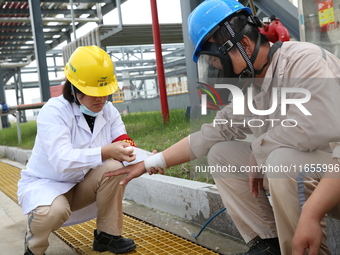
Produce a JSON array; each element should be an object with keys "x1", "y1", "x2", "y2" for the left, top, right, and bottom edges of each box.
[
  {"x1": 108, "y1": 0, "x2": 182, "y2": 24},
  {"x1": 5, "y1": 0, "x2": 182, "y2": 118},
  {"x1": 76, "y1": 0, "x2": 182, "y2": 36}
]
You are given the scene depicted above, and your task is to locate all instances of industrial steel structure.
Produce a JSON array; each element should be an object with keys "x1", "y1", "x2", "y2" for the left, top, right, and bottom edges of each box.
[{"x1": 0, "y1": 0, "x2": 300, "y2": 127}]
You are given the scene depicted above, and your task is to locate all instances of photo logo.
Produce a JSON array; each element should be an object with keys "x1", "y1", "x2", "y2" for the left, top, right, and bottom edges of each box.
[
  {"x1": 197, "y1": 82, "x2": 222, "y2": 115},
  {"x1": 200, "y1": 84, "x2": 312, "y2": 128}
]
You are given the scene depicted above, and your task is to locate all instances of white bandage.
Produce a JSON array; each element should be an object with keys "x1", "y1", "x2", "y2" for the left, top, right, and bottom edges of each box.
[
  {"x1": 144, "y1": 152, "x2": 167, "y2": 172},
  {"x1": 125, "y1": 146, "x2": 135, "y2": 154}
]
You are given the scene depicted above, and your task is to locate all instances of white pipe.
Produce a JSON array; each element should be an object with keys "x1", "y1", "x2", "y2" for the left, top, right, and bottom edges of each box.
[
  {"x1": 96, "y1": 3, "x2": 103, "y2": 24},
  {"x1": 1, "y1": 62, "x2": 31, "y2": 68},
  {"x1": 70, "y1": 0, "x2": 77, "y2": 40},
  {"x1": 0, "y1": 56, "x2": 32, "y2": 68},
  {"x1": 16, "y1": 111, "x2": 22, "y2": 145},
  {"x1": 117, "y1": 0, "x2": 123, "y2": 30}
]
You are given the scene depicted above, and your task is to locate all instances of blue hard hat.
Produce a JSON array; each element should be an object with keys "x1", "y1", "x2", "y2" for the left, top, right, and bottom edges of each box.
[{"x1": 188, "y1": 0, "x2": 252, "y2": 62}]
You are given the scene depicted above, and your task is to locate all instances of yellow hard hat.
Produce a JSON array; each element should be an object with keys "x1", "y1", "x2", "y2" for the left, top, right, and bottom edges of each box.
[{"x1": 64, "y1": 45, "x2": 118, "y2": 97}]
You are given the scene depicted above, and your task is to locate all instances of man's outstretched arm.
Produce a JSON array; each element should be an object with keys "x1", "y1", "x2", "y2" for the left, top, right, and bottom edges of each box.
[{"x1": 104, "y1": 136, "x2": 193, "y2": 185}]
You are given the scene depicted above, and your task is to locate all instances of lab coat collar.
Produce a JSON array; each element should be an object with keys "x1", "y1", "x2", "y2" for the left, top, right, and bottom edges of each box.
[
  {"x1": 71, "y1": 102, "x2": 89, "y2": 133},
  {"x1": 92, "y1": 111, "x2": 107, "y2": 139},
  {"x1": 71, "y1": 102, "x2": 107, "y2": 138}
]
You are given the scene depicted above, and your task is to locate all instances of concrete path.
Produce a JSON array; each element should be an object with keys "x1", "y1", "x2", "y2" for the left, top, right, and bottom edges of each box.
[
  {"x1": 0, "y1": 157, "x2": 248, "y2": 255},
  {"x1": 0, "y1": 158, "x2": 77, "y2": 255},
  {"x1": 0, "y1": 190, "x2": 77, "y2": 255}
]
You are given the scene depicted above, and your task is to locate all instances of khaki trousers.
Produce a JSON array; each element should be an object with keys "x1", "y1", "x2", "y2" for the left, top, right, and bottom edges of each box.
[
  {"x1": 207, "y1": 140, "x2": 340, "y2": 255},
  {"x1": 25, "y1": 160, "x2": 125, "y2": 255}
]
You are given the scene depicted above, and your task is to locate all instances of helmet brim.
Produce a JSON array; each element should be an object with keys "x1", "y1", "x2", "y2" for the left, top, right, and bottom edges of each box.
[{"x1": 74, "y1": 81, "x2": 118, "y2": 97}]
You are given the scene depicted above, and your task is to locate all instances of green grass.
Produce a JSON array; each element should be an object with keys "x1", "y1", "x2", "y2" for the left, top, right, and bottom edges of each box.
[
  {"x1": 0, "y1": 121, "x2": 37, "y2": 149},
  {"x1": 0, "y1": 109, "x2": 216, "y2": 183},
  {"x1": 122, "y1": 109, "x2": 192, "y2": 179},
  {"x1": 122, "y1": 110, "x2": 190, "y2": 152}
]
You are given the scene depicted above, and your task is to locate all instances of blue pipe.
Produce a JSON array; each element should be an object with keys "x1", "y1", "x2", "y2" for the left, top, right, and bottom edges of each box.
[{"x1": 191, "y1": 207, "x2": 226, "y2": 238}]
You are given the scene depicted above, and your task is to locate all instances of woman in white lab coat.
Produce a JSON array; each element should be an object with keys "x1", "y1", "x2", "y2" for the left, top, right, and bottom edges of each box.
[{"x1": 18, "y1": 45, "x2": 137, "y2": 255}]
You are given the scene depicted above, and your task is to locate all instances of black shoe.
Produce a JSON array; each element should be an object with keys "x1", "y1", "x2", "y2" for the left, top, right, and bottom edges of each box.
[
  {"x1": 24, "y1": 247, "x2": 45, "y2": 255},
  {"x1": 234, "y1": 236, "x2": 281, "y2": 255},
  {"x1": 24, "y1": 247, "x2": 34, "y2": 255},
  {"x1": 93, "y1": 229, "x2": 136, "y2": 254}
]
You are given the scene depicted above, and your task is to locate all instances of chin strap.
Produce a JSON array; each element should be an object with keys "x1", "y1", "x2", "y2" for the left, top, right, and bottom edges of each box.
[{"x1": 71, "y1": 85, "x2": 81, "y2": 105}]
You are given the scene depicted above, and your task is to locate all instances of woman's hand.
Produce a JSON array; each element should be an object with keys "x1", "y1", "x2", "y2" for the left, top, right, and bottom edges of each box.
[{"x1": 101, "y1": 141, "x2": 136, "y2": 162}]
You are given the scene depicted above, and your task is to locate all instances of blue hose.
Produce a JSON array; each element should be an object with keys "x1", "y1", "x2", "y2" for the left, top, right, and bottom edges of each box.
[{"x1": 191, "y1": 207, "x2": 226, "y2": 238}]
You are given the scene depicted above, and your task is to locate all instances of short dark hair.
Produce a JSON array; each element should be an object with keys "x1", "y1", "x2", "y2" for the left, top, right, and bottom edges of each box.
[
  {"x1": 211, "y1": 14, "x2": 269, "y2": 52},
  {"x1": 63, "y1": 79, "x2": 84, "y2": 105}
]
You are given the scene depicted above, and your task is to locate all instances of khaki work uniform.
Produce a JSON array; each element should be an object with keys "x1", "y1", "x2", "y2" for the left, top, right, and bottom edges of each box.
[{"x1": 190, "y1": 41, "x2": 340, "y2": 254}]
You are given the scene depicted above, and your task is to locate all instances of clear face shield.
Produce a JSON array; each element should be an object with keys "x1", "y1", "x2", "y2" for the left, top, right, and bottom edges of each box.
[
  {"x1": 197, "y1": 54, "x2": 224, "y2": 84},
  {"x1": 196, "y1": 42, "x2": 243, "y2": 106}
]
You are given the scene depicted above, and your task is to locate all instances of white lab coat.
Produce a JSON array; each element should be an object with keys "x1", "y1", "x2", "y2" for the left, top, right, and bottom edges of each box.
[{"x1": 17, "y1": 95, "x2": 127, "y2": 226}]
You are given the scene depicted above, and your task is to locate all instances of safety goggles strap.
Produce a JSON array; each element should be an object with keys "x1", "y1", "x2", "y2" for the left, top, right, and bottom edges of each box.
[
  {"x1": 218, "y1": 23, "x2": 252, "y2": 55},
  {"x1": 223, "y1": 20, "x2": 255, "y2": 78}
]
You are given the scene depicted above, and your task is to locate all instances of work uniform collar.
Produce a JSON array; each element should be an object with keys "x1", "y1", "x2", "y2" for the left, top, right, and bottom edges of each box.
[{"x1": 258, "y1": 41, "x2": 282, "y2": 94}]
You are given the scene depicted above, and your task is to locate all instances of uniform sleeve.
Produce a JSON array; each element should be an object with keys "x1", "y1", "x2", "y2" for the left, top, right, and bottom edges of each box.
[
  {"x1": 252, "y1": 52, "x2": 340, "y2": 165},
  {"x1": 112, "y1": 134, "x2": 136, "y2": 147},
  {"x1": 107, "y1": 104, "x2": 140, "y2": 165},
  {"x1": 190, "y1": 104, "x2": 252, "y2": 159},
  {"x1": 330, "y1": 142, "x2": 340, "y2": 159},
  {"x1": 108, "y1": 104, "x2": 128, "y2": 142}
]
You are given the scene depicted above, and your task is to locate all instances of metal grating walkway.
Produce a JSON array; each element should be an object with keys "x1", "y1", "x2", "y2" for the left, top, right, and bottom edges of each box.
[{"x1": 0, "y1": 161, "x2": 219, "y2": 255}]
